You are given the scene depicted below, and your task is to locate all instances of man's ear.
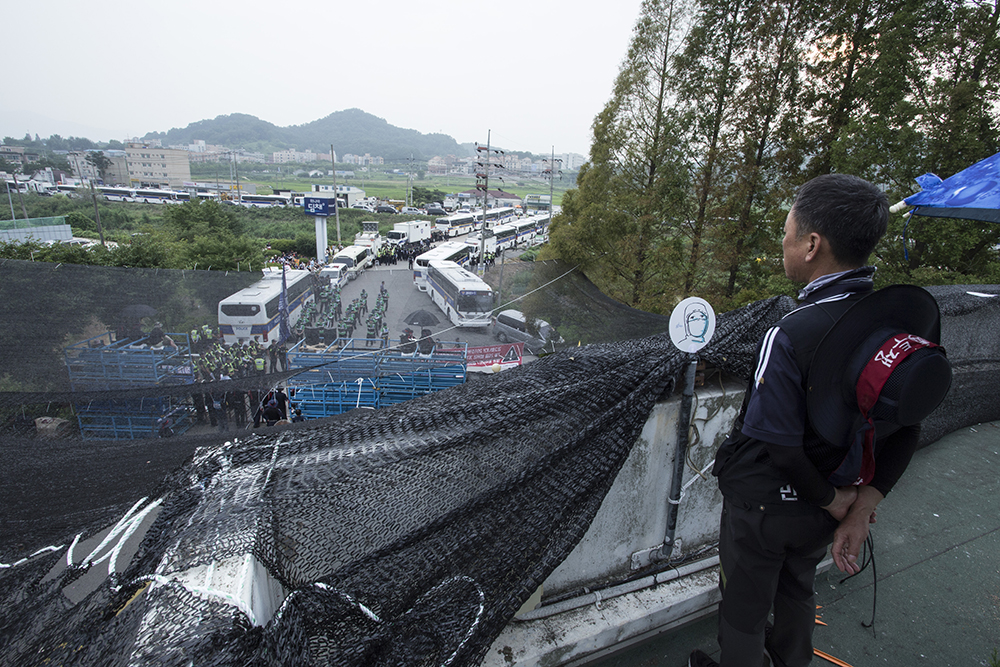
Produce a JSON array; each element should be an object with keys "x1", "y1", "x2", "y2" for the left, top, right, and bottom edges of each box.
[{"x1": 804, "y1": 232, "x2": 822, "y2": 262}]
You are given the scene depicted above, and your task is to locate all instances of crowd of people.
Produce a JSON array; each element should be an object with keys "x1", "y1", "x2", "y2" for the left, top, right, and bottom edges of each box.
[
  {"x1": 264, "y1": 238, "x2": 435, "y2": 273},
  {"x1": 182, "y1": 325, "x2": 300, "y2": 432},
  {"x1": 294, "y1": 281, "x2": 391, "y2": 348},
  {"x1": 174, "y1": 236, "x2": 454, "y2": 433}
]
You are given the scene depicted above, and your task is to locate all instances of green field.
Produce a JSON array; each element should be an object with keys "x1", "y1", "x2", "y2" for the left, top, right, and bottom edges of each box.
[{"x1": 189, "y1": 163, "x2": 574, "y2": 206}]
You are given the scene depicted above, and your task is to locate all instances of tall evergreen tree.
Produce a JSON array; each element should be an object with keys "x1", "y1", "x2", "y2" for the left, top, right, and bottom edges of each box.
[
  {"x1": 671, "y1": 0, "x2": 766, "y2": 295},
  {"x1": 707, "y1": 0, "x2": 813, "y2": 302},
  {"x1": 548, "y1": 0, "x2": 692, "y2": 312}
]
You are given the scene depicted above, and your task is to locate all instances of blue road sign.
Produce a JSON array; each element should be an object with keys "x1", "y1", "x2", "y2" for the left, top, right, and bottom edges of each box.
[{"x1": 303, "y1": 197, "x2": 330, "y2": 216}]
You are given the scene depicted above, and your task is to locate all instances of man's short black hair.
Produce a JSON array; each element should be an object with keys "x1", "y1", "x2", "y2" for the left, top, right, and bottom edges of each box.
[{"x1": 792, "y1": 174, "x2": 888, "y2": 266}]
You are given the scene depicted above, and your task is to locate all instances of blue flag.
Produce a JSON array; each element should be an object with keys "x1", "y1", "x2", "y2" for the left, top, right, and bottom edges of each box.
[
  {"x1": 278, "y1": 264, "x2": 291, "y2": 344},
  {"x1": 904, "y1": 152, "x2": 1000, "y2": 224}
]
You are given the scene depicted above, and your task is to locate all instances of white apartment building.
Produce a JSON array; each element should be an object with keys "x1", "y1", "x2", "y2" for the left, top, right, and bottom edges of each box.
[
  {"x1": 125, "y1": 143, "x2": 192, "y2": 188},
  {"x1": 65, "y1": 151, "x2": 130, "y2": 185},
  {"x1": 562, "y1": 152, "x2": 587, "y2": 171}
]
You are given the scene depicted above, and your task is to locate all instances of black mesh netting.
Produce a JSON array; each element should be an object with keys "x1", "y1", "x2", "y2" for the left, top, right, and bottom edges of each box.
[{"x1": 0, "y1": 259, "x2": 996, "y2": 666}]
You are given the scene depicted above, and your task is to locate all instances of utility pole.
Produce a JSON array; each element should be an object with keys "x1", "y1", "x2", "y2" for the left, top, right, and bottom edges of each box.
[
  {"x1": 497, "y1": 248, "x2": 513, "y2": 308},
  {"x1": 549, "y1": 146, "x2": 556, "y2": 216},
  {"x1": 544, "y1": 148, "x2": 562, "y2": 217},
  {"x1": 331, "y1": 144, "x2": 341, "y2": 246},
  {"x1": 89, "y1": 182, "x2": 106, "y2": 246},
  {"x1": 5, "y1": 180, "x2": 15, "y2": 222},
  {"x1": 233, "y1": 152, "x2": 242, "y2": 204},
  {"x1": 476, "y1": 131, "x2": 501, "y2": 275},
  {"x1": 407, "y1": 153, "x2": 413, "y2": 207},
  {"x1": 11, "y1": 174, "x2": 28, "y2": 220}
]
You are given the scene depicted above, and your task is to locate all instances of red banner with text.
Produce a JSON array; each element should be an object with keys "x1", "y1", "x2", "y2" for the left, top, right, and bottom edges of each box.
[{"x1": 466, "y1": 342, "x2": 524, "y2": 373}]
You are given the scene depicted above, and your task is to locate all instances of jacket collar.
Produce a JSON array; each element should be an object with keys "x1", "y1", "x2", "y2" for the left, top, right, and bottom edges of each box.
[{"x1": 797, "y1": 266, "x2": 875, "y2": 303}]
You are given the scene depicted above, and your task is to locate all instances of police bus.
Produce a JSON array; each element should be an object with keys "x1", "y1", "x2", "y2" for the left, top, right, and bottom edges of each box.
[
  {"x1": 98, "y1": 186, "x2": 136, "y2": 202},
  {"x1": 218, "y1": 268, "x2": 314, "y2": 346},
  {"x1": 434, "y1": 212, "x2": 477, "y2": 237},
  {"x1": 426, "y1": 260, "x2": 494, "y2": 328},
  {"x1": 413, "y1": 241, "x2": 472, "y2": 291},
  {"x1": 476, "y1": 206, "x2": 518, "y2": 230},
  {"x1": 133, "y1": 188, "x2": 180, "y2": 204},
  {"x1": 490, "y1": 223, "x2": 518, "y2": 251},
  {"x1": 237, "y1": 194, "x2": 291, "y2": 208},
  {"x1": 512, "y1": 218, "x2": 539, "y2": 244}
]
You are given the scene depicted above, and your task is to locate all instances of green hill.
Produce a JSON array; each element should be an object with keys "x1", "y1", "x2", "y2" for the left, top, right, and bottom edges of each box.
[{"x1": 143, "y1": 109, "x2": 472, "y2": 161}]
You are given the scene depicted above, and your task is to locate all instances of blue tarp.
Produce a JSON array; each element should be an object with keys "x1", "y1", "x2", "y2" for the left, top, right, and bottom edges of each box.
[{"x1": 904, "y1": 152, "x2": 1000, "y2": 223}]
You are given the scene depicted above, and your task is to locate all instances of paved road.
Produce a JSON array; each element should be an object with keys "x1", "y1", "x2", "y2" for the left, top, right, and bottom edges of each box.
[{"x1": 336, "y1": 257, "x2": 501, "y2": 353}]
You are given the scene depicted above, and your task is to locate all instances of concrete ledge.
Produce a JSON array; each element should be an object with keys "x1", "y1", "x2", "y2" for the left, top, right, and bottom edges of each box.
[{"x1": 482, "y1": 565, "x2": 721, "y2": 667}]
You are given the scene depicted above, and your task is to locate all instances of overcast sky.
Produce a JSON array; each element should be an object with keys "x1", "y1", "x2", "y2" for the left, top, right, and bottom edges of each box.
[{"x1": 1, "y1": 0, "x2": 647, "y2": 157}]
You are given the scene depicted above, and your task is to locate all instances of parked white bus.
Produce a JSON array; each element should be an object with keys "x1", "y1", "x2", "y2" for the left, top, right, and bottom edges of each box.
[
  {"x1": 413, "y1": 241, "x2": 472, "y2": 291},
  {"x1": 490, "y1": 223, "x2": 519, "y2": 252},
  {"x1": 98, "y1": 186, "x2": 136, "y2": 202},
  {"x1": 465, "y1": 230, "x2": 497, "y2": 259},
  {"x1": 476, "y1": 206, "x2": 518, "y2": 230},
  {"x1": 329, "y1": 245, "x2": 373, "y2": 280},
  {"x1": 512, "y1": 218, "x2": 539, "y2": 244},
  {"x1": 236, "y1": 194, "x2": 291, "y2": 208},
  {"x1": 218, "y1": 268, "x2": 314, "y2": 346},
  {"x1": 426, "y1": 260, "x2": 494, "y2": 328},
  {"x1": 133, "y1": 188, "x2": 180, "y2": 204},
  {"x1": 54, "y1": 184, "x2": 84, "y2": 197},
  {"x1": 434, "y1": 212, "x2": 477, "y2": 238}
]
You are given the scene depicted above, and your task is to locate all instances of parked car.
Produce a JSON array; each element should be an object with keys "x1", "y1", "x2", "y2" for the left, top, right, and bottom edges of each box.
[
  {"x1": 400, "y1": 206, "x2": 424, "y2": 215},
  {"x1": 351, "y1": 203, "x2": 375, "y2": 213},
  {"x1": 375, "y1": 205, "x2": 399, "y2": 214},
  {"x1": 425, "y1": 204, "x2": 447, "y2": 216},
  {"x1": 491, "y1": 309, "x2": 563, "y2": 354}
]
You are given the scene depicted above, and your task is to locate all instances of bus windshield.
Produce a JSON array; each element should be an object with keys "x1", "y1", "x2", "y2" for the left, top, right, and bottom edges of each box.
[
  {"x1": 457, "y1": 291, "x2": 494, "y2": 313},
  {"x1": 220, "y1": 304, "x2": 261, "y2": 317}
]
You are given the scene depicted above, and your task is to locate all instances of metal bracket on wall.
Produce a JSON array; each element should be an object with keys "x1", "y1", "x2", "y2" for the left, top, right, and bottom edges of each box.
[{"x1": 631, "y1": 538, "x2": 683, "y2": 570}]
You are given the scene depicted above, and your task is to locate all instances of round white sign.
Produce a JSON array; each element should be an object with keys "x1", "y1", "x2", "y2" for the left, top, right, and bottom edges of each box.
[{"x1": 669, "y1": 297, "x2": 716, "y2": 353}]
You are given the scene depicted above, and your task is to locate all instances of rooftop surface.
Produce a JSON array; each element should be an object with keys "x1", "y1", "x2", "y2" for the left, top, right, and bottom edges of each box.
[{"x1": 588, "y1": 420, "x2": 1000, "y2": 667}]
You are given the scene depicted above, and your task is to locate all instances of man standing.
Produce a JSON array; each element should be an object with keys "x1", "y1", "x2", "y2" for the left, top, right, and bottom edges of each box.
[{"x1": 689, "y1": 174, "x2": 948, "y2": 667}]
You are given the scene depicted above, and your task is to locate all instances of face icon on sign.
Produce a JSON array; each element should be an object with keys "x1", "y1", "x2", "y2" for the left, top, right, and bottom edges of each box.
[{"x1": 684, "y1": 303, "x2": 710, "y2": 343}]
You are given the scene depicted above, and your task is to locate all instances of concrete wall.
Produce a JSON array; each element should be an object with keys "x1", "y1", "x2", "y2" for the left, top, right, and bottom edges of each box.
[
  {"x1": 542, "y1": 376, "x2": 742, "y2": 597},
  {"x1": 484, "y1": 379, "x2": 743, "y2": 667}
]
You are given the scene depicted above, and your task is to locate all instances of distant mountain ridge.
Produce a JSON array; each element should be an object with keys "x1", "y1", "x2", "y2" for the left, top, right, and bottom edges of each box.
[{"x1": 142, "y1": 109, "x2": 474, "y2": 161}]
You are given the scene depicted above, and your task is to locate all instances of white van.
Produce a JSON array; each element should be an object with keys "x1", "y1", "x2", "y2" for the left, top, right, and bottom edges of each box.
[
  {"x1": 319, "y1": 264, "x2": 349, "y2": 289},
  {"x1": 329, "y1": 245, "x2": 372, "y2": 280}
]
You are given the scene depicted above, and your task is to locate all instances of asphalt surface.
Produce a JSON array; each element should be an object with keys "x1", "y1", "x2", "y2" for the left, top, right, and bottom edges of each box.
[{"x1": 336, "y1": 254, "x2": 502, "y2": 353}]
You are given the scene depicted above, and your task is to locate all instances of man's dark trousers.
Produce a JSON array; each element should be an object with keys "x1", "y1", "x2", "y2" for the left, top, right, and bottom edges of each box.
[{"x1": 717, "y1": 499, "x2": 837, "y2": 667}]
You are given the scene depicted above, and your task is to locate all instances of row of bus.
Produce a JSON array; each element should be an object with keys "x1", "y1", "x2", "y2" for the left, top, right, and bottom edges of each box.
[
  {"x1": 217, "y1": 256, "x2": 495, "y2": 347},
  {"x1": 432, "y1": 206, "x2": 520, "y2": 238},
  {"x1": 99, "y1": 187, "x2": 292, "y2": 208},
  {"x1": 40, "y1": 183, "x2": 293, "y2": 208},
  {"x1": 216, "y1": 213, "x2": 552, "y2": 345}
]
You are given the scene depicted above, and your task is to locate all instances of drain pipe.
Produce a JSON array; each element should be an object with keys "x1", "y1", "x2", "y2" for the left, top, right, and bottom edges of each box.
[
  {"x1": 515, "y1": 555, "x2": 719, "y2": 621},
  {"x1": 654, "y1": 354, "x2": 698, "y2": 563}
]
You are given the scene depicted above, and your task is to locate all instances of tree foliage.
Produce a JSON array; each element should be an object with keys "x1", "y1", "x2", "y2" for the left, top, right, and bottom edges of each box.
[
  {"x1": 547, "y1": 0, "x2": 1000, "y2": 311},
  {"x1": 549, "y1": 0, "x2": 691, "y2": 314},
  {"x1": 85, "y1": 151, "x2": 113, "y2": 182}
]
